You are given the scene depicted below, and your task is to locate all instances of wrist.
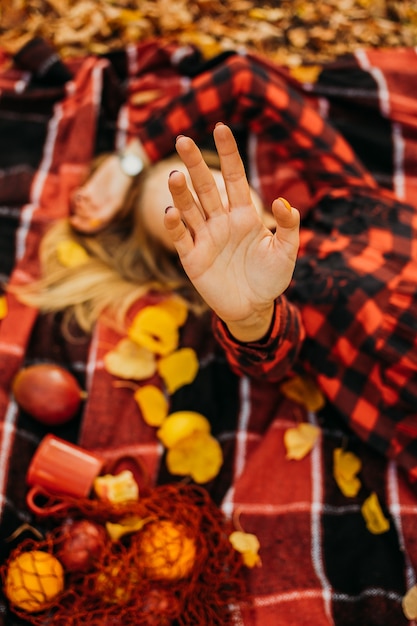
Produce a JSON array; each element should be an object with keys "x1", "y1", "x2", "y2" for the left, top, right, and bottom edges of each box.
[{"x1": 224, "y1": 304, "x2": 275, "y2": 343}]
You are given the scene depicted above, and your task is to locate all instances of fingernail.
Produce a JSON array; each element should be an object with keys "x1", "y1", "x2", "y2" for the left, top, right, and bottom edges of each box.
[
  {"x1": 165, "y1": 205, "x2": 173, "y2": 214},
  {"x1": 215, "y1": 121, "x2": 224, "y2": 127},
  {"x1": 278, "y1": 197, "x2": 292, "y2": 212},
  {"x1": 169, "y1": 170, "x2": 179, "y2": 178},
  {"x1": 175, "y1": 135, "x2": 185, "y2": 142}
]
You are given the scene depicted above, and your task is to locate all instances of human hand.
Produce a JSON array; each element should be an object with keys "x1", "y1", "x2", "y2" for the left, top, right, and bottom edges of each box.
[
  {"x1": 165, "y1": 123, "x2": 300, "y2": 342},
  {"x1": 69, "y1": 154, "x2": 133, "y2": 233}
]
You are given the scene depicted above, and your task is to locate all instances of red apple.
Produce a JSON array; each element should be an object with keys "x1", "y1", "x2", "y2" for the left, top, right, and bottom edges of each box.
[
  {"x1": 56, "y1": 519, "x2": 107, "y2": 573},
  {"x1": 12, "y1": 363, "x2": 84, "y2": 425}
]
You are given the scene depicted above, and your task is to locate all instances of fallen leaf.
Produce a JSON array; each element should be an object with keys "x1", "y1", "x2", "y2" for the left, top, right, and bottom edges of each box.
[
  {"x1": 166, "y1": 431, "x2": 223, "y2": 483},
  {"x1": 0, "y1": 295, "x2": 7, "y2": 320},
  {"x1": 402, "y1": 585, "x2": 417, "y2": 620},
  {"x1": 157, "y1": 347, "x2": 199, "y2": 395},
  {"x1": 157, "y1": 410, "x2": 210, "y2": 448},
  {"x1": 361, "y1": 492, "x2": 390, "y2": 534},
  {"x1": 158, "y1": 296, "x2": 189, "y2": 327},
  {"x1": 128, "y1": 305, "x2": 179, "y2": 356},
  {"x1": 280, "y1": 375, "x2": 325, "y2": 412},
  {"x1": 56, "y1": 239, "x2": 89, "y2": 267},
  {"x1": 229, "y1": 530, "x2": 262, "y2": 568},
  {"x1": 333, "y1": 448, "x2": 362, "y2": 497},
  {"x1": 284, "y1": 422, "x2": 320, "y2": 460},
  {"x1": 134, "y1": 384, "x2": 168, "y2": 426},
  {"x1": 104, "y1": 338, "x2": 157, "y2": 380},
  {"x1": 106, "y1": 516, "x2": 151, "y2": 541}
]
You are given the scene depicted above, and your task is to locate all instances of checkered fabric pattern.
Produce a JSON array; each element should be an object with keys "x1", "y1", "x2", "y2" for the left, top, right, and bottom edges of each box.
[{"x1": 0, "y1": 38, "x2": 417, "y2": 626}]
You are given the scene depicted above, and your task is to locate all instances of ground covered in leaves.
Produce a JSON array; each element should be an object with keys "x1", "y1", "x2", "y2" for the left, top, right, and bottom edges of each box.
[{"x1": 1, "y1": 0, "x2": 417, "y2": 67}]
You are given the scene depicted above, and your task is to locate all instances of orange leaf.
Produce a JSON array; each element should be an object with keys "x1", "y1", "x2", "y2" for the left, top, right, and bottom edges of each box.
[
  {"x1": 104, "y1": 338, "x2": 156, "y2": 380},
  {"x1": 402, "y1": 585, "x2": 417, "y2": 620},
  {"x1": 229, "y1": 531, "x2": 262, "y2": 568},
  {"x1": 157, "y1": 411, "x2": 210, "y2": 449},
  {"x1": 361, "y1": 492, "x2": 390, "y2": 534},
  {"x1": 280, "y1": 375, "x2": 325, "y2": 412},
  {"x1": 157, "y1": 347, "x2": 199, "y2": 395},
  {"x1": 56, "y1": 240, "x2": 89, "y2": 267},
  {"x1": 128, "y1": 306, "x2": 179, "y2": 356},
  {"x1": 134, "y1": 385, "x2": 168, "y2": 426},
  {"x1": 284, "y1": 422, "x2": 320, "y2": 460},
  {"x1": 0, "y1": 295, "x2": 7, "y2": 320},
  {"x1": 333, "y1": 448, "x2": 361, "y2": 497},
  {"x1": 166, "y1": 431, "x2": 223, "y2": 484}
]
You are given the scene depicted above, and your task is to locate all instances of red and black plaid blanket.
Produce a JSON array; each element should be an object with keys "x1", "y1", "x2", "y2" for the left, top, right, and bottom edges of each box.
[{"x1": 1, "y1": 38, "x2": 417, "y2": 626}]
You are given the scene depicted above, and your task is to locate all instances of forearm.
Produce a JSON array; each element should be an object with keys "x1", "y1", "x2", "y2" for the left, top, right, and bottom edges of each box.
[{"x1": 213, "y1": 296, "x2": 305, "y2": 382}]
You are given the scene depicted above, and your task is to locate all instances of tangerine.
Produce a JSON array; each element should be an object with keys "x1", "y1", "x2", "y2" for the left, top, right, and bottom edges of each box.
[
  {"x1": 138, "y1": 520, "x2": 196, "y2": 580},
  {"x1": 5, "y1": 550, "x2": 64, "y2": 613}
]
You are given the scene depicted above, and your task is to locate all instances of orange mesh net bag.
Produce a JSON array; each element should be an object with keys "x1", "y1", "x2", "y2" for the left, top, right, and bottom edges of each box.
[{"x1": 1, "y1": 483, "x2": 249, "y2": 625}]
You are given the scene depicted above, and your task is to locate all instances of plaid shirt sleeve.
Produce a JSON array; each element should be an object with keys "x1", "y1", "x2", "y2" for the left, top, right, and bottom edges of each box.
[{"x1": 212, "y1": 295, "x2": 304, "y2": 382}]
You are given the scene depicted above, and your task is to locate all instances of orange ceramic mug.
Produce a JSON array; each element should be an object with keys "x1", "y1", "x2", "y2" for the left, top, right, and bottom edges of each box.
[{"x1": 26, "y1": 434, "x2": 104, "y2": 515}]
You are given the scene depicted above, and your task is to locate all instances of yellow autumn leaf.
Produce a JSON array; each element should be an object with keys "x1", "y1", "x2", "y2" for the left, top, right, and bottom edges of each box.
[
  {"x1": 166, "y1": 431, "x2": 223, "y2": 483},
  {"x1": 0, "y1": 295, "x2": 7, "y2": 320},
  {"x1": 158, "y1": 296, "x2": 188, "y2": 327},
  {"x1": 106, "y1": 516, "x2": 150, "y2": 542},
  {"x1": 134, "y1": 384, "x2": 168, "y2": 427},
  {"x1": 104, "y1": 338, "x2": 157, "y2": 380},
  {"x1": 333, "y1": 448, "x2": 362, "y2": 497},
  {"x1": 361, "y1": 492, "x2": 390, "y2": 534},
  {"x1": 284, "y1": 422, "x2": 320, "y2": 460},
  {"x1": 56, "y1": 239, "x2": 89, "y2": 267},
  {"x1": 157, "y1": 411, "x2": 211, "y2": 449},
  {"x1": 289, "y1": 65, "x2": 322, "y2": 84},
  {"x1": 402, "y1": 585, "x2": 417, "y2": 620},
  {"x1": 128, "y1": 306, "x2": 179, "y2": 356},
  {"x1": 229, "y1": 531, "x2": 262, "y2": 568},
  {"x1": 280, "y1": 375, "x2": 325, "y2": 412},
  {"x1": 157, "y1": 347, "x2": 199, "y2": 395}
]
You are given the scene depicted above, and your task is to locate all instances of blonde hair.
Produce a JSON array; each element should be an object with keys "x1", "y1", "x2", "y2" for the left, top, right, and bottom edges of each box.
[{"x1": 12, "y1": 154, "x2": 207, "y2": 334}]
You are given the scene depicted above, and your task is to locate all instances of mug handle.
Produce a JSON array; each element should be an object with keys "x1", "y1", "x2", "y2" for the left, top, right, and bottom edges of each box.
[{"x1": 26, "y1": 485, "x2": 71, "y2": 517}]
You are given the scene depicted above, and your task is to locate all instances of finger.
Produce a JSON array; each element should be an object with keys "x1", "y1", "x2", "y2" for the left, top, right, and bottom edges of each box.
[
  {"x1": 175, "y1": 135, "x2": 225, "y2": 217},
  {"x1": 213, "y1": 123, "x2": 253, "y2": 209},
  {"x1": 271, "y1": 197, "x2": 300, "y2": 261},
  {"x1": 163, "y1": 204, "x2": 195, "y2": 257},
  {"x1": 168, "y1": 169, "x2": 207, "y2": 234}
]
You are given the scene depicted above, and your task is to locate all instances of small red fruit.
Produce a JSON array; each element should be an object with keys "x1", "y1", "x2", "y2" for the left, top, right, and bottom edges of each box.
[
  {"x1": 56, "y1": 519, "x2": 107, "y2": 573},
  {"x1": 12, "y1": 363, "x2": 84, "y2": 425}
]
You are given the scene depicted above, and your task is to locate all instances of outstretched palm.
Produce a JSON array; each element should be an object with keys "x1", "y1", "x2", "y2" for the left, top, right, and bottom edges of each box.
[{"x1": 165, "y1": 123, "x2": 300, "y2": 338}]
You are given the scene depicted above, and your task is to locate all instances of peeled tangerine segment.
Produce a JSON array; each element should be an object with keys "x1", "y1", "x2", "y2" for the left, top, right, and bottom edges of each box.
[
  {"x1": 157, "y1": 411, "x2": 211, "y2": 449},
  {"x1": 128, "y1": 306, "x2": 179, "y2": 356},
  {"x1": 104, "y1": 338, "x2": 157, "y2": 380}
]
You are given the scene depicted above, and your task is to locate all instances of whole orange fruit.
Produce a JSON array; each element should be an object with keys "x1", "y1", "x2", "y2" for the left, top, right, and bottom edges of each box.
[
  {"x1": 138, "y1": 520, "x2": 196, "y2": 580},
  {"x1": 5, "y1": 550, "x2": 64, "y2": 613}
]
